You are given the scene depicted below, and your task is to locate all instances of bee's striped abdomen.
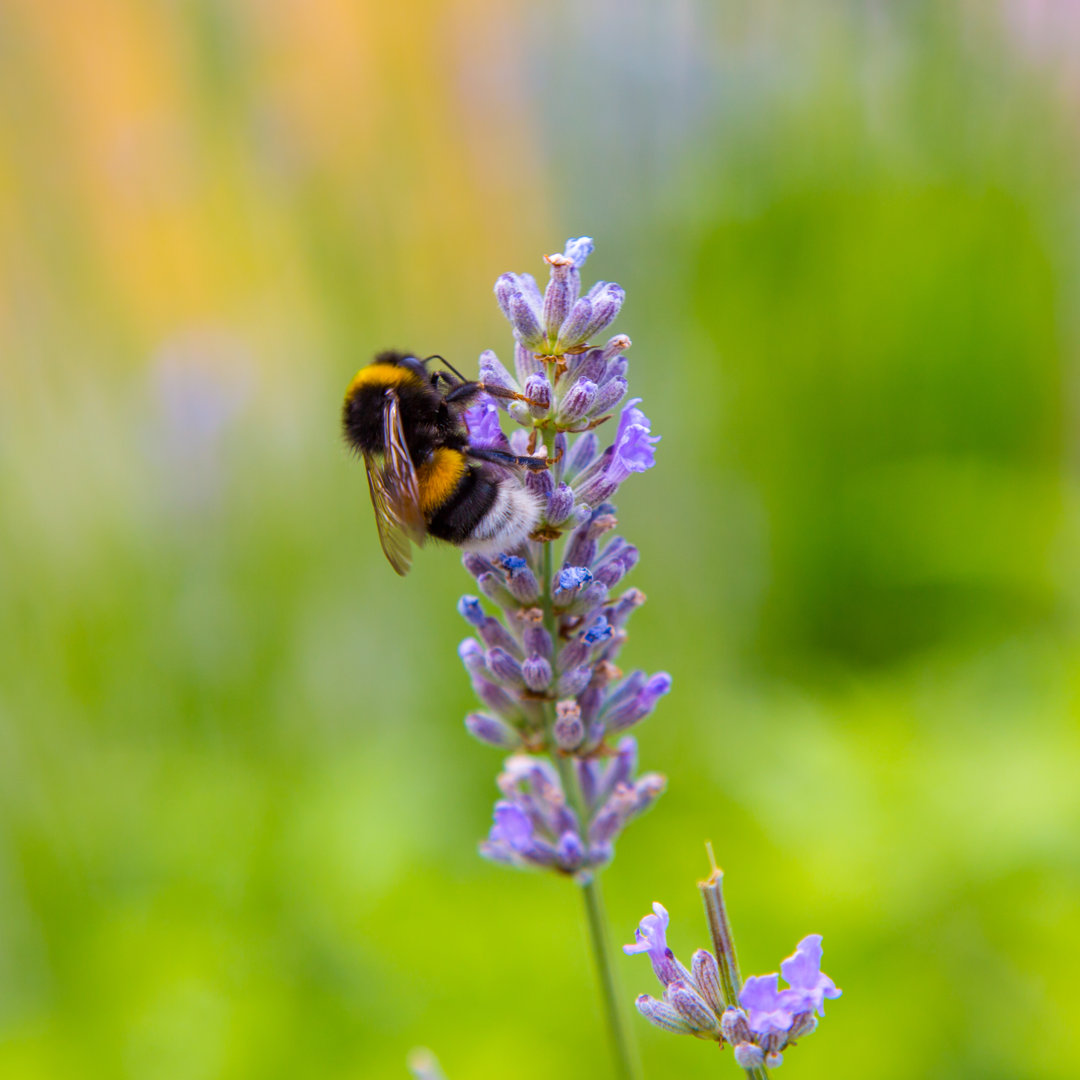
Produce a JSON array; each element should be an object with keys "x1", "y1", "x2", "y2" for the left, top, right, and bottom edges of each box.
[{"x1": 417, "y1": 448, "x2": 469, "y2": 517}]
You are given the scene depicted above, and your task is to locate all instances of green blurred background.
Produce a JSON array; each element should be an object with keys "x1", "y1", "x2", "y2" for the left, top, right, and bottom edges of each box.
[{"x1": 1, "y1": 1, "x2": 1078, "y2": 1077}]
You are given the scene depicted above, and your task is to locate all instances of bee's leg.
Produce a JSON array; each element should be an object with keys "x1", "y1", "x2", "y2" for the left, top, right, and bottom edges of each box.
[
  {"x1": 443, "y1": 380, "x2": 548, "y2": 408},
  {"x1": 478, "y1": 383, "x2": 545, "y2": 406},
  {"x1": 442, "y1": 380, "x2": 486, "y2": 406},
  {"x1": 467, "y1": 446, "x2": 551, "y2": 472}
]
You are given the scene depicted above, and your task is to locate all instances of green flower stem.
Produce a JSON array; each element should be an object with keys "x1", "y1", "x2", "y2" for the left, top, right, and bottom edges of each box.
[
  {"x1": 535, "y1": 434, "x2": 641, "y2": 1080},
  {"x1": 579, "y1": 869, "x2": 641, "y2": 1080}
]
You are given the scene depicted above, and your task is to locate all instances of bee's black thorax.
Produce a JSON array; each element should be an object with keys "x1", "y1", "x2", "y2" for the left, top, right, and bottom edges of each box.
[{"x1": 342, "y1": 350, "x2": 469, "y2": 466}]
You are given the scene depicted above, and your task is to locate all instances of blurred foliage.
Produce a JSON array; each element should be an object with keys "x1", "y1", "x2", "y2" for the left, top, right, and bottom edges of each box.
[{"x1": 1, "y1": 2, "x2": 1078, "y2": 1078}]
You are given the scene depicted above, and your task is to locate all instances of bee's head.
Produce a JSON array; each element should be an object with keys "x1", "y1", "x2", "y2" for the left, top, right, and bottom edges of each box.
[{"x1": 373, "y1": 350, "x2": 429, "y2": 382}]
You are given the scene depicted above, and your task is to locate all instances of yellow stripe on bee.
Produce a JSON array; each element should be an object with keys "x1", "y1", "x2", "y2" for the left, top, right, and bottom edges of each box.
[
  {"x1": 345, "y1": 362, "x2": 422, "y2": 400},
  {"x1": 417, "y1": 448, "x2": 467, "y2": 516}
]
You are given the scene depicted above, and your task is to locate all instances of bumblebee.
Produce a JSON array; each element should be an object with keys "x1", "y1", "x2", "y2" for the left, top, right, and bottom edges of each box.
[{"x1": 342, "y1": 350, "x2": 548, "y2": 575}]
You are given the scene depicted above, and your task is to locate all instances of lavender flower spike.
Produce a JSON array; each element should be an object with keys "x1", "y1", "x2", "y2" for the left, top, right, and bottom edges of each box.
[
  {"x1": 457, "y1": 240, "x2": 668, "y2": 1076},
  {"x1": 627, "y1": 883, "x2": 843, "y2": 1069}
]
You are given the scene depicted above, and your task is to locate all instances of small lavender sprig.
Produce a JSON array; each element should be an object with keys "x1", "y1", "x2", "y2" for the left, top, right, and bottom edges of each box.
[
  {"x1": 456, "y1": 239, "x2": 667, "y2": 1079},
  {"x1": 625, "y1": 859, "x2": 842, "y2": 1076}
]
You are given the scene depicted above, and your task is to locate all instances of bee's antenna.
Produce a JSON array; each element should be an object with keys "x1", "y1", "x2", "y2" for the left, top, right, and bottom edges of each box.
[{"x1": 424, "y1": 354, "x2": 469, "y2": 382}]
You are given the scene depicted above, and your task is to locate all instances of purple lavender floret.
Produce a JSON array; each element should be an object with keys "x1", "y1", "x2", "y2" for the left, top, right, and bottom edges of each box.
[
  {"x1": 463, "y1": 393, "x2": 507, "y2": 449},
  {"x1": 740, "y1": 975, "x2": 796, "y2": 1037},
  {"x1": 779, "y1": 933, "x2": 842, "y2": 1017},
  {"x1": 623, "y1": 903, "x2": 688, "y2": 988},
  {"x1": 626, "y1": 905, "x2": 843, "y2": 1067},
  {"x1": 459, "y1": 239, "x2": 669, "y2": 875}
]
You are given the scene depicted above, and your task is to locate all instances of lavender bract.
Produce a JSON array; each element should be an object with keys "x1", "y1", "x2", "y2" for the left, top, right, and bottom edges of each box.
[{"x1": 457, "y1": 239, "x2": 670, "y2": 879}]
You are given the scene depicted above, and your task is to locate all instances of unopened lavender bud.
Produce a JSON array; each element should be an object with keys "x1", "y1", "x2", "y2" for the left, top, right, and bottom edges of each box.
[
  {"x1": 557, "y1": 637, "x2": 587, "y2": 672},
  {"x1": 569, "y1": 347, "x2": 606, "y2": 383},
  {"x1": 734, "y1": 1043, "x2": 765, "y2": 1069},
  {"x1": 465, "y1": 712, "x2": 523, "y2": 750},
  {"x1": 574, "y1": 457, "x2": 617, "y2": 503},
  {"x1": 553, "y1": 700, "x2": 584, "y2": 750},
  {"x1": 558, "y1": 665, "x2": 593, "y2": 697},
  {"x1": 589, "y1": 784, "x2": 635, "y2": 844},
  {"x1": 457, "y1": 595, "x2": 485, "y2": 626},
  {"x1": 635, "y1": 995, "x2": 695, "y2": 1036},
  {"x1": 542, "y1": 254, "x2": 575, "y2": 340},
  {"x1": 721, "y1": 1007, "x2": 753, "y2": 1045},
  {"x1": 522, "y1": 656, "x2": 553, "y2": 693},
  {"x1": 552, "y1": 565, "x2": 592, "y2": 606},
  {"x1": 458, "y1": 637, "x2": 486, "y2": 676},
  {"x1": 462, "y1": 552, "x2": 496, "y2": 579},
  {"x1": 547, "y1": 483, "x2": 575, "y2": 526},
  {"x1": 602, "y1": 355, "x2": 628, "y2": 384},
  {"x1": 475, "y1": 678, "x2": 520, "y2": 720},
  {"x1": 576, "y1": 763, "x2": 602, "y2": 818},
  {"x1": 556, "y1": 829, "x2": 585, "y2": 869},
  {"x1": 597, "y1": 535, "x2": 627, "y2": 564},
  {"x1": 580, "y1": 282, "x2": 624, "y2": 339},
  {"x1": 633, "y1": 772, "x2": 666, "y2": 813},
  {"x1": 594, "y1": 558, "x2": 628, "y2": 589},
  {"x1": 510, "y1": 292, "x2": 544, "y2": 348},
  {"x1": 563, "y1": 506, "x2": 616, "y2": 567},
  {"x1": 476, "y1": 616, "x2": 521, "y2": 657},
  {"x1": 591, "y1": 375, "x2": 628, "y2": 416},
  {"x1": 606, "y1": 671, "x2": 672, "y2": 733},
  {"x1": 499, "y1": 554, "x2": 540, "y2": 604},
  {"x1": 524, "y1": 466, "x2": 554, "y2": 509},
  {"x1": 668, "y1": 981, "x2": 721, "y2": 1036},
  {"x1": 487, "y1": 647, "x2": 524, "y2": 687},
  {"x1": 514, "y1": 340, "x2": 544, "y2": 384},
  {"x1": 522, "y1": 622, "x2": 553, "y2": 659},
  {"x1": 563, "y1": 431, "x2": 600, "y2": 479},
  {"x1": 508, "y1": 401, "x2": 531, "y2": 426},
  {"x1": 604, "y1": 671, "x2": 645, "y2": 714},
  {"x1": 576, "y1": 472, "x2": 617, "y2": 507},
  {"x1": 766, "y1": 1051, "x2": 784, "y2": 1069},
  {"x1": 609, "y1": 587, "x2": 646, "y2": 628},
  {"x1": 494, "y1": 274, "x2": 518, "y2": 319},
  {"x1": 522, "y1": 373, "x2": 552, "y2": 417},
  {"x1": 478, "y1": 349, "x2": 520, "y2": 397},
  {"x1": 556, "y1": 299, "x2": 593, "y2": 350},
  {"x1": 588, "y1": 840, "x2": 614, "y2": 869},
  {"x1": 691, "y1": 950, "x2": 725, "y2": 1013},
  {"x1": 603, "y1": 736, "x2": 637, "y2": 794},
  {"x1": 601, "y1": 333, "x2": 631, "y2": 363},
  {"x1": 557, "y1": 379, "x2": 598, "y2": 424},
  {"x1": 477, "y1": 571, "x2": 516, "y2": 610}
]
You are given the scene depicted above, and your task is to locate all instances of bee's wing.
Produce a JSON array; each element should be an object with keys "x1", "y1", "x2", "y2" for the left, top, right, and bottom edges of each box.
[{"x1": 363, "y1": 390, "x2": 426, "y2": 576}]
